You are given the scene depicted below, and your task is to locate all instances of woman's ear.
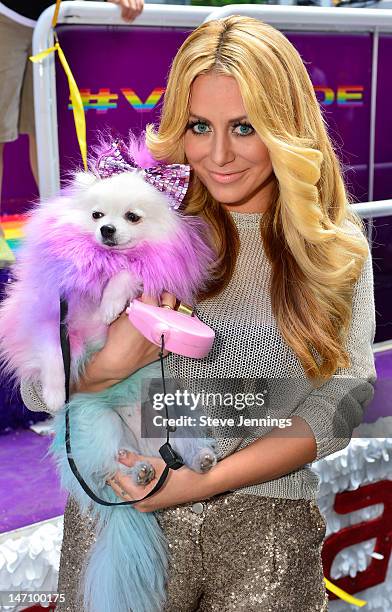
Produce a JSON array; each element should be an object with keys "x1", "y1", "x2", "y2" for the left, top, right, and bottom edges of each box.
[{"x1": 72, "y1": 171, "x2": 99, "y2": 190}]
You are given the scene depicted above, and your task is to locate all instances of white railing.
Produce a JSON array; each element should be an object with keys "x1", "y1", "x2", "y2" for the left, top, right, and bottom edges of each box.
[
  {"x1": 352, "y1": 200, "x2": 392, "y2": 219},
  {"x1": 205, "y1": 4, "x2": 392, "y2": 30}
]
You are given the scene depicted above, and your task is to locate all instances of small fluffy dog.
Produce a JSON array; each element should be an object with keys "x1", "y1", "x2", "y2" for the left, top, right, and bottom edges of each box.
[{"x1": 0, "y1": 136, "x2": 218, "y2": 612}]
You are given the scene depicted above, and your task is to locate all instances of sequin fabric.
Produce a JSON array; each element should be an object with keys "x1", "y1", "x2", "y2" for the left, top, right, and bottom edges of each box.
[
  {"x1": 56, "y1": 492, "x2": 328, "y2": 611},
  {"x1": 94, "y1": 139, "x2": 190, "y2": 210},
  {"x1": 56, "y1": 496, "x2": 99, "y2": 612}
]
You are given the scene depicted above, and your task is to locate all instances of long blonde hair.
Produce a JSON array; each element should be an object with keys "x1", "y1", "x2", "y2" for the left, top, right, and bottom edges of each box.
[{"x1": 145, "y1": 15, "x2": 370, "y2": 382}]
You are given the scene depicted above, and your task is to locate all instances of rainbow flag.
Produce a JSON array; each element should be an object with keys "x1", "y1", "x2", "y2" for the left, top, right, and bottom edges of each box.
[{"x1": 0, "y1": 213, "x2": 27, "y2": 256}]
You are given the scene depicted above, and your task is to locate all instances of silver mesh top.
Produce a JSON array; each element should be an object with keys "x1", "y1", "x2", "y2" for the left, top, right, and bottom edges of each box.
[
  {"x1": 20, "y1": 378, "x2": 48, "y2": 413},
  {"x1": 20, "y1": 210, "x2": 377, "y2": 500}
]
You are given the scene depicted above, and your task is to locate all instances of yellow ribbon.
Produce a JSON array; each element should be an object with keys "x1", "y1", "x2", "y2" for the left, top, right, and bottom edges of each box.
[
  {"x1": 324, "y1": 578, "x2": 367, "y2": 607},
  {"x1": 51, "y1": 0, "x2": 62, "y2": 28},
  {"x1": 30, "y1": 41, "x2": 87, "y2": 171}
]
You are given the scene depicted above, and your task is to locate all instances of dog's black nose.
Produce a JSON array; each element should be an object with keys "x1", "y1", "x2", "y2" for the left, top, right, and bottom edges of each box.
[
  {"x1": 101, "y1": 225, "x2": 116, "y2": 240},
  {"x1": 100, "y1": 224, "x2": 117, "y2": 246},
  {"x1": 100, "y1": 224, "x2": 116, "y2": 239}
]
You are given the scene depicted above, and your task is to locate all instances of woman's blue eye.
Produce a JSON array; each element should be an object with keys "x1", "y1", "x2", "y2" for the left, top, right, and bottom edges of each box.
[
  {"x1": 189, "y1": 122, "x2": 210, "y2": 134},
  {"x1": 233, "y1": 123, "x2": 254, "y2": 136}
]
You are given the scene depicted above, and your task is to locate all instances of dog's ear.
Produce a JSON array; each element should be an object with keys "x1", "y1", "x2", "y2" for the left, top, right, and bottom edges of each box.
[{"x1": 72, "y1": 171, "x2": 98, "y2": 190}]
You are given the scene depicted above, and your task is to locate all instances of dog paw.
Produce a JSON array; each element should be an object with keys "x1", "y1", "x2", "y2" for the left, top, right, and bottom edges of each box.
[
  {"x1": 131, "y1": 461, "x2": 155, "y2": 486},
  {"x1": 42, "y1": 386, "x2": 66, "y2": 412},
  {"x1": 99, "y1": 297, "x2": 127, "y2": 325},
  {"x1": 193, "y1": 448, "x2": 217, "y2": 473}
]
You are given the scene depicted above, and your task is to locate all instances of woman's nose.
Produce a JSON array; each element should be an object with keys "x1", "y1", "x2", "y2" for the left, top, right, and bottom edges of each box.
[{"x1": 209, "y1": 132, "x2": 235, "y2": 167}]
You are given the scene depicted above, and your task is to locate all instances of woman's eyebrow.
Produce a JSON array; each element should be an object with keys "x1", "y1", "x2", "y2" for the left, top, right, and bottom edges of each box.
[{"x1": 188, "y1": 112, "x2": 249, "y2": 124}]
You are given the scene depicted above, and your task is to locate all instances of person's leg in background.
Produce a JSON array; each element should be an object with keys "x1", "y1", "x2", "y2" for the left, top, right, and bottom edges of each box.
[
  {"x1": 0, "y1": 12, "x2": 36, "y2": 207},
  {"x1": 28, "y1": 133, "x2": 39, "y2": 187}
]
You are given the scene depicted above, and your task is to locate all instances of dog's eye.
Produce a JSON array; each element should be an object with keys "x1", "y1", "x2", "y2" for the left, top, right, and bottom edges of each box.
[
  {"x1": 126, "y1": 212, "x2": 141, "y2": 223},
  {"x1": 92, "y1": 211, "x2": 104, "y2": 220}
]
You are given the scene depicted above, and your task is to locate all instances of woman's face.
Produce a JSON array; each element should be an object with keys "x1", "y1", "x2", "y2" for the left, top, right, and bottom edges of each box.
[{"x1": 184, "y1": 73, "x2": 274, "y2": 213}]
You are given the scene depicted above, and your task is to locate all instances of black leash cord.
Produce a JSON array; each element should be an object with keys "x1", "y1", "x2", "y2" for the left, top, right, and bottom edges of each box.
[{"x1": 60, "y1": 297, "x2": 184, "y2": 507}]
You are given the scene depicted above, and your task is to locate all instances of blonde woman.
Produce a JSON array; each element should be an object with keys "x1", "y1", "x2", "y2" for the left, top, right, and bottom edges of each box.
[{"x1": 21, "y1": 15, "x2": 376, "y2": 611}]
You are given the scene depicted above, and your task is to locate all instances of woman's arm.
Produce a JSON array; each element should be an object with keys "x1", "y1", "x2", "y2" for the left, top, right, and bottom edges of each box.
[
  {"x1": 69, "y1": 348, "x2": 127, "y2": 394},
  {"x1": 290, "y1": 239, "x2": 376, "y2": 462},
  {"x1": 203, "y1": 416, "x2": 317, "y2": 493}
]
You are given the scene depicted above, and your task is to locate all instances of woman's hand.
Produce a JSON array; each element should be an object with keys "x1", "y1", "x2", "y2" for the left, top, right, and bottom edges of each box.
[
  {"x1": 70, "y1": 291, "x2": 176, "y2": 394},
  {"x1": 98, "y1": 291, "x2": 172, "y2": 379},
  {"x1": 102, "y1": 291, "x2": 177, "y2": 379},
  {"x1": 106, "y1": 449, "x2": 219, "y2": 512},
  {"x1": 107, "y1": 0, "x2": 144, "y2": 22}
]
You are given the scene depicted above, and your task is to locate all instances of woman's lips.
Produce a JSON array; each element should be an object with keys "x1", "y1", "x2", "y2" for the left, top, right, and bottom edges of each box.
[{"x1": 209, "y1": 170, "x2": 247, "y2": 184}]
